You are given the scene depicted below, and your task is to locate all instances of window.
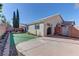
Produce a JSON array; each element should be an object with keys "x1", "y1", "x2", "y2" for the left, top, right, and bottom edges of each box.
[
  {"x1": 47, "y1": 23, "x2": 50, "y2": 26},
  {"x1": 47, "y1": 23, "x2": 52, "y2": 26},
  {"x1": 35, "y1": 24, "x2": 39, "y2": 29}
]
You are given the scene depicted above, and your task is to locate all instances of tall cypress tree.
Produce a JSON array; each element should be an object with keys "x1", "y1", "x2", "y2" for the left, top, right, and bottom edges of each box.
[
  {"x1": 16, "y1": 9, "x2": 19, "y2": 28},
  {"x1": 13, "y1": 11, "x2": 16, "y2": 28},
  {"x1": 13, "y1": 9, "x2": 19, "y2": 28},
  {"x1": 0, "y1": 4, "x2": 2, "y2": 12}
]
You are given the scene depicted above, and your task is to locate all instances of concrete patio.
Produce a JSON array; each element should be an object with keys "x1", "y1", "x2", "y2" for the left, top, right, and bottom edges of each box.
[{"x1": 16, "y1": 37, "x2": 79, "y2": 56}]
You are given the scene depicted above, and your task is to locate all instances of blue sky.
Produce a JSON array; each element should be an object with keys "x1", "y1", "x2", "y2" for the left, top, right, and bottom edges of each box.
[{"x1": 2, "y1": 3, "x2": 79, "y2": 25}]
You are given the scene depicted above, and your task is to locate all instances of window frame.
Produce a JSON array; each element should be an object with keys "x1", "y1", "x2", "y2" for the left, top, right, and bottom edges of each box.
[{"x1": 35, "y1": 24, "x2": 40, "y2": 29}]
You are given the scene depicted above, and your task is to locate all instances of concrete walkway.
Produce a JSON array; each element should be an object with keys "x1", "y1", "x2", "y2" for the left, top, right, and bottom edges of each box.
[{"x1": 16, "y1": 37, "x2": 79, "y2": 56}]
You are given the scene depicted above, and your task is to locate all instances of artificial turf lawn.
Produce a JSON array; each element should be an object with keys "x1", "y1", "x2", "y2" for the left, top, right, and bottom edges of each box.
[
  {"x1": 12, "y1": 33, "x2": 37, "y2": 45},
  {"x1": 10, "y1": 33, "x2": 15, "y2": 47}
]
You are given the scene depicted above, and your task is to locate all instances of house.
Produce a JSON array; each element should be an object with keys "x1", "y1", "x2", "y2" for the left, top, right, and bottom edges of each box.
[
  {"x1": 28, "y1": 14, "x2": 64, "y2": 36},
  {"x1": 55, "y1": 21, "x2": 75, "y2": 36},
  {"x1": 19, "y1": 24, "x2": 28, "y2": 32},
  {"x1": 28, "y1": 14, "x2": 79, "y2": 38},
  {"x1": 28, "y1": 14, "x2": 77, "y2": 37},
  {"x1": 61, "y1": 21, "x2": 75, "y2": 36}
]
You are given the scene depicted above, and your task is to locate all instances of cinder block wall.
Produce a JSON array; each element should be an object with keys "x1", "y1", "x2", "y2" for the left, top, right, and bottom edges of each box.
[{"x1": 69, "y1": 26, "x2": 79, "y2": 38}]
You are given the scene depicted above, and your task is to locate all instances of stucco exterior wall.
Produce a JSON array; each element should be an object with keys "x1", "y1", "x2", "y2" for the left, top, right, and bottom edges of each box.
[
  {"x1": 44, "y1": 15, "x2": 63, "y2": 36},
  {"x1": 37, "y1": 23, "x2": 44, "y2": 36},
  {"x1": 28, "y1": 23, "x2": 44, "y2": 36},
  {"x1": 28, "y1": 25, "x2": 36, "y2": 35},
  {"x1": 61, "y1": 26, "x2": 69, "y2": 36}
]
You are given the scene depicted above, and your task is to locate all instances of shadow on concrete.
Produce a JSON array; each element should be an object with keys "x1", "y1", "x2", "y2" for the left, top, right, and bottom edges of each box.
[{"x1": 52, "y1": 35, "x2": 79, "y2": 41}]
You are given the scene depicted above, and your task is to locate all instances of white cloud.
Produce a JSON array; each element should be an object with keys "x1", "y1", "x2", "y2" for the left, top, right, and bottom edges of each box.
[{"x1": 74, "y1": 3, "x2": 79, "y2": 8}]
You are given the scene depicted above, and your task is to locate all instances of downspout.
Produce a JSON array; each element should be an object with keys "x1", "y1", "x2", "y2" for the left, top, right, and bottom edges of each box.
[{"x1": 35, "y1": 24, "x2": 37, "y2": 36}]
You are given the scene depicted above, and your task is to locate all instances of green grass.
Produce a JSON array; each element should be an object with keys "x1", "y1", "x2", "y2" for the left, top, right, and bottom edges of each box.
[{"x1": 13, "y1": 33, "x2": 37, "y2": 45}]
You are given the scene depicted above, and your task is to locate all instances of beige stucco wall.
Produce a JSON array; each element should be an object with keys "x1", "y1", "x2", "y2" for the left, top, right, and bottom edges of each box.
[
  {"x1": 37, "y1": 23, "x2": 44, "y2": 36},
  {"x1": 28, "y1": 25, "x2": 36, "y2": 35},
  {"x1": 44, "y1": 15, "x2": 63, "y2": 36},
  {"x1": 28, "y1": 23, "x2": 44, "y2": 36}
]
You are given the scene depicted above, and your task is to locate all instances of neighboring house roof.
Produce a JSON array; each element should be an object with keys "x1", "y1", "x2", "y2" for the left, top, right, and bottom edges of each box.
[
  {"x1": 62, "y1": 21, "x2": 75, "y2": 26},
  {"x1": 28, "y1": 14, "x2": 64, "y2": 25},
  {"x1": 19, "y1": 23, "x2": 28, "y2": 28},
  {"x1": 20, "y1": 23, "x2": 27, "y2": 26}
]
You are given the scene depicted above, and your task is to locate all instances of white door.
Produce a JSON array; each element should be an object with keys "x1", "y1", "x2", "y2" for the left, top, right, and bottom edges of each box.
[{"x1": 62, "y1": 26, "x2": 69, "y2": 36}]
